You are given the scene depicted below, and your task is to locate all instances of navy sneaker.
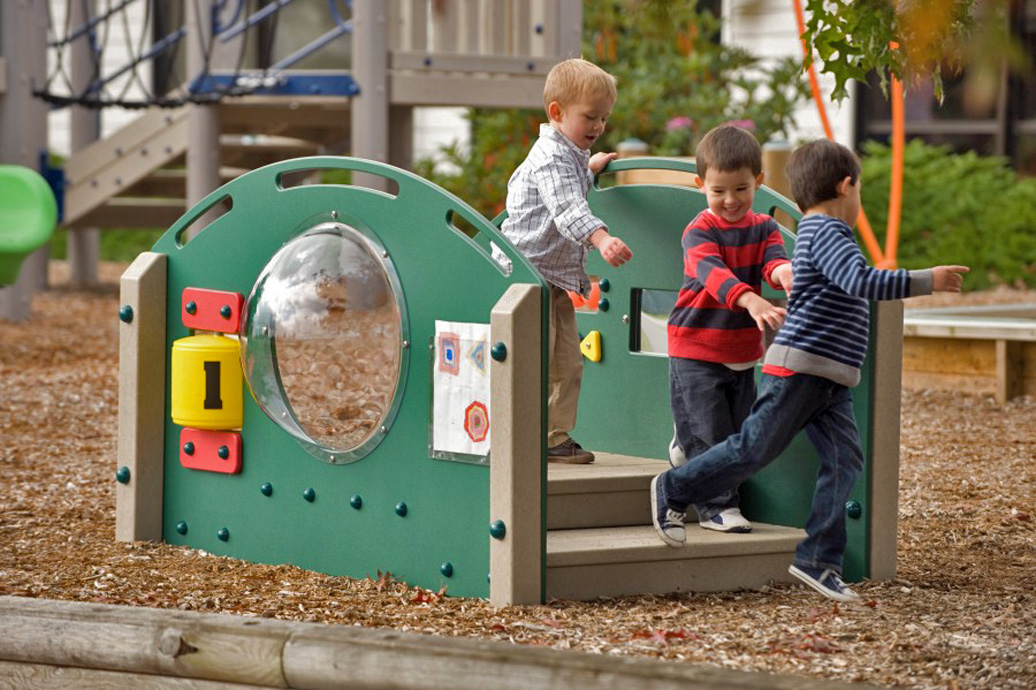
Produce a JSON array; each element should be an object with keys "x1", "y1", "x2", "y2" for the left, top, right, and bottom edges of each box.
[
  {"x1": 699, "y1": 507, "x2": 753, "y2": 533},
  {"x1": 651, "y1": 474, "x2": 686, "y2": 547},
  {"x1": 788, "y1": 565, "x2": 861, "y2": 602}
]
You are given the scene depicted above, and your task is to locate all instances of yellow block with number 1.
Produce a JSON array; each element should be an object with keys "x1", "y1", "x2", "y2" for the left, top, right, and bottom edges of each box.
[{"x1": 171, "y1": 334, "x2": 243, "y2": 429}]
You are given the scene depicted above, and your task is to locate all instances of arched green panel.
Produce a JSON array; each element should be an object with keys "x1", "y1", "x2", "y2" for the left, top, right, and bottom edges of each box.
[{"x1": 153, "y1": 157, "x2": 547, "y2": 598}]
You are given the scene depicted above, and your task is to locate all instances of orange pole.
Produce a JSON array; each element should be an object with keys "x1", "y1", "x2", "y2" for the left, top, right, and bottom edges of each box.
[
  {"x1": 883, "y1": 72, "x2": 905, "y2": 270},
  {"x1": 792, "y1": 0, "x2": 885, "y2": 266}
]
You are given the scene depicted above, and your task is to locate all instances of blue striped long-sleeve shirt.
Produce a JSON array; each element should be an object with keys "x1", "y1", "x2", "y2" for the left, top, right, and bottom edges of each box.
[{"x1": 764, "y1": 214, "x2": 933, "y2": 386}]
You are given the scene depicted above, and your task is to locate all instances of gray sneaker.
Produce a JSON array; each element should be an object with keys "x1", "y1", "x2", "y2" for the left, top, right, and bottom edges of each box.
[{"x1": 547, "y1": 438, "x2": 595, "y2": 464}]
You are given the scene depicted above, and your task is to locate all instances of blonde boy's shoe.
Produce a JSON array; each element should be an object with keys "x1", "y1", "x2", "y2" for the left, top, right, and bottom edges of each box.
[{"x1": 547, "y1": 438, "x2": 595, "y2": 464}]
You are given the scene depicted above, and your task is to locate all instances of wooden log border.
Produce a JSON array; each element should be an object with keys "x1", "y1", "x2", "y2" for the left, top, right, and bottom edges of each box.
[{"x1": 0, "y1": 596, "x2": 874, "y2": 690}]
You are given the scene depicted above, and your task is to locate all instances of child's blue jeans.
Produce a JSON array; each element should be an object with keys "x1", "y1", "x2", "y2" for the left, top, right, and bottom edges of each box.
[
  {"x1": 660, "y1": 372, "x2": 864, "y2": 574},
  {"x1": 669, "y1": 357, "x2": 755, "y2": 521}
]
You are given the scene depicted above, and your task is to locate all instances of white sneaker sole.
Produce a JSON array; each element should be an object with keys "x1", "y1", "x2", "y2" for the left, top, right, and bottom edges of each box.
[{"x1": 699, "y1": 518, "x2": 752, "y2": 534}]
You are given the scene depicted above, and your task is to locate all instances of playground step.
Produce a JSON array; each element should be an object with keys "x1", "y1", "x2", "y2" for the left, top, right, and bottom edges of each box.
[
  {"x1": 545, "y1": 523, "x2": 805, "y2": 601},
  {"x1": 547, "y1": 452, "x2": 663, "y2": 530}
]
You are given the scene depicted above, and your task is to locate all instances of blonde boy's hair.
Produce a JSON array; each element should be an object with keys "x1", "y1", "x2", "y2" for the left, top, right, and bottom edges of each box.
[{"x1": 543, "y1": 58, "x2": 617, "y2": 114}]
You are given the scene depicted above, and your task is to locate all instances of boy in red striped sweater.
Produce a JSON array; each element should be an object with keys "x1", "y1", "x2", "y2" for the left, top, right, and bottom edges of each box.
[{"x1": 665, "y1": 125, "x2": 793, "y2": 533}]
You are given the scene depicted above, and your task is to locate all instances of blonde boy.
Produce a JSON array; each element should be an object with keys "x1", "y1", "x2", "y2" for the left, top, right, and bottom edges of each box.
[{"x1": 500, "y1": 58, "x2": 632, "y2": 464}]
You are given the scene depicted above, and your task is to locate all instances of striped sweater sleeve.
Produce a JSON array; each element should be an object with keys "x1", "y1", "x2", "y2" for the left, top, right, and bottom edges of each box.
[{"x1": 812, "y1": 222, "x2": 931, "y2": 300}]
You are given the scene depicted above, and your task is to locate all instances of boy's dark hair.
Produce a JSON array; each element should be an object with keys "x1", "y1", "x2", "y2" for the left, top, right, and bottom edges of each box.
[
  {"x1": 695, "y1": 125, "x2": 762, "y2": 179},
  {"x1": 786, "y1": 139, "x2": 862, "y2": 212}
]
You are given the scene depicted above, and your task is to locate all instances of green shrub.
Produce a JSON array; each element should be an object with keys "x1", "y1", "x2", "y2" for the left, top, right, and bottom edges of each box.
[
  {"x1": 49, "y1": 227, "x2": 166, "y2": 263},
  {"x1": 860, "y1": 139, "x2": 1036, "y2": 289}
]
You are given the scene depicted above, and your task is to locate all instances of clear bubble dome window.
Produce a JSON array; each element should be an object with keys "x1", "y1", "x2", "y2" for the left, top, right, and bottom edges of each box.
[{"x1": 240, "y1": 221, "x2": 408, "y2": 464}]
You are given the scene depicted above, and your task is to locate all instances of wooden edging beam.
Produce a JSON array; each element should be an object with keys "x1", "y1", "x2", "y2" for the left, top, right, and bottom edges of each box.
[{"x1": 0, "y1": 596, "x2": 876, "y2": 690}]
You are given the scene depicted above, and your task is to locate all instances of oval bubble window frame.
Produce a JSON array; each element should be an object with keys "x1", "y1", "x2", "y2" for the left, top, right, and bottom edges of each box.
[{"x1": 239, "y1": 214, "x2": 410, "y2": 465}]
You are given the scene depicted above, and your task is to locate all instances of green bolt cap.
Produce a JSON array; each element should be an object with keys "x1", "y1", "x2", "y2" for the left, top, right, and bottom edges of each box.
[
  {"x1": 185, "y1": 301, "x2": 197, "y2": 315},
  {"x1": 490, "y1": 342, "x2": 507, "y2": 362},
  {"x1": 118, "y1": 305, "x2": 134, "y2": 323},
  {"x1": 846, "y1": 500, "x2": 863, "y2": 520},
  {"x1": 183, "y1": 441, "x2": 195, "y2": 456},
  {"x1": 216, "y1": 527, "x2": 229, "y2": 542},
  {"x1": 598, "y1": 278, "x2": 610, "y2": 292},
  {"x1": 260, "y1": 482, "x2": 273, "y2": 497},
  {"x1": 303, "y1": 487, "x2": 316, "y2": 502},
  {"x1": 220, "y1": 305, "x2": 232, "y2": 318},
  {"x1": 440, "y1": 562, "x2": 453, "y2": 578},
  {"x1": 175, "y1": 521, "x2": 188, "y2": 535},
  {"x1": 395, "y1": 501, "x2": 408, "y2": 517},
  {"x1": 217, "y1": 445, "x2": 229, "y2": 459},
  {"x1": 598, "y1": 297, "x2": 610, "y2": 312},
  {"x1": 350, "y1": 494, "x2": 363, "y2": 510},
  {"x1": 489, "y1": 520, "x2": 507, "y2": 540},
  {"x1": 115, "y1": 466, "x2": 131, "y2": 484}
]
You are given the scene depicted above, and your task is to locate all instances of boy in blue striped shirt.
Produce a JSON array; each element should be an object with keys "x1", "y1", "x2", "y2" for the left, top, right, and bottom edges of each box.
[{"x1": 651, "y1": 138, "x2": 970, "y2": 602}]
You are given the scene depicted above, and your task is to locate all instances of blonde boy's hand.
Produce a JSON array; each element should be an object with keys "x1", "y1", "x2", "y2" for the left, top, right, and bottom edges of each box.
[
  {"x1": 589, "y1": 152, "x2": 618, "y2": 175},
  {"x1": 589, "y1": 228, "x2": 632, "y2": 267},
  {"x1": 737, "y1": 291, "x2": 787, "y2": 332},
  {"x1": 932, "y1": 265, "x2": 970, "y2": 292},
  {"x1": 772, "y1": 263, "x2": 794, "y2": 295}
]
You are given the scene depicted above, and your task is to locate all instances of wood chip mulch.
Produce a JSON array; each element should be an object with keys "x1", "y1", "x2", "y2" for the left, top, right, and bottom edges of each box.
[{"x1": 1, "y1": 263, "x2": 1033, "y2": 689}]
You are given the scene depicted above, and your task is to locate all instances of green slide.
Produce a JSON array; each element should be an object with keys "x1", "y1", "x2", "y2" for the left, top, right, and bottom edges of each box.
[{"x1": 0, "y1": 165, "x2": 58, "y2": 286}]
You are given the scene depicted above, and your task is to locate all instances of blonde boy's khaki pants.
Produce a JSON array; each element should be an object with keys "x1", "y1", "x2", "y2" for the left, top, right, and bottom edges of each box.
[{"x1": 548, "y1": 285, "x2": 583, "y2": 448}]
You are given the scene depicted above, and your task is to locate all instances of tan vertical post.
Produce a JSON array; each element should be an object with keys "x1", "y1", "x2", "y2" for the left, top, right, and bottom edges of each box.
[
  {"x1": 762, "y1": 141, "x2": 796, "y2": 228},
  {"x1": 116, "y1": 252, "x2": 168, "y2": 542},
  {"x1": 995, "y1": 339, "x2": 1023, "y2": 404},
  {"x1": 490, "y1": 284, "x2": 544, "y2": 606},
  {"x1": 68, "y1": 0, "x2": 101, "y2": 286},
  {"x1": 0, "y1": 1, "x2": 49, "y2": 320},
  {"x1": 186, "y1": 0, "x2": 222, "y2": 233},
  {"x1": 868, "y1": 300, "x2": 903, "y2": 580},
  {"x1": 352, "y1": 0, "x2": 390, "y2": 191}
]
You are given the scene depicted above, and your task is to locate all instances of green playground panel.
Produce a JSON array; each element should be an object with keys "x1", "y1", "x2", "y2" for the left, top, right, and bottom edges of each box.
[
  {"x1": 572, "y1": 158, "x2": 875, "y2": 580},
  {"x1": 0, "y1": 165, "x2": 58, "y2": 285},
  {"x1": 152, "y1": 157, "x2": 547, "y2": 598}
]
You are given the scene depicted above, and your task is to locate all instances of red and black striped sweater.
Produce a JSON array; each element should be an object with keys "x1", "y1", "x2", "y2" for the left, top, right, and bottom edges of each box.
[{"x1": 667, "y1": 210, "x2": 790, "y2": 363}]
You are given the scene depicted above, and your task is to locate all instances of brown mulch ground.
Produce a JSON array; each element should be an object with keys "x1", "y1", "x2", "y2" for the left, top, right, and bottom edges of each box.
[{"x1": 1, "y1": 262, "x2": 1033, "y2": 689}]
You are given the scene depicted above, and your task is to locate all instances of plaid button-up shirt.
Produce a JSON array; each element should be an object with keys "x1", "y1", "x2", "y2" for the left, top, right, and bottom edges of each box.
[{"x1": 499, "y1": 124, "x2": 606, "y2": 296}]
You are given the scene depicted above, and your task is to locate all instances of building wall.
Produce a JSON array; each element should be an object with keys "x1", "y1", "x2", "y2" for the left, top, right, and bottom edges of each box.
[{"x1": 723, "y1": 0, "x2": 856, "y2": 146}]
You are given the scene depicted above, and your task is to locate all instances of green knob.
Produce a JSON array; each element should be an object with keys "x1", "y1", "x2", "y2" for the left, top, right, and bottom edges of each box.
[
  {"x1": 303, "y1": 487, "x2": 316, "y2": 502},
  {"x1": 118, "y1": 305, "x2": 134, "y2": 323},
  {"x1": 598, "y1": 297, "x2": 610, "y2": 312},
  {"x1": 216, "y1": 527, "x2": 229, "y2": 541},
  {"x1": 395, "y1": 501, "x2": 408, "y2": 517},
  {"x1": 220, "y1": 305, "x2": 232, "y2": 319},
  {"x1": 490, "y1": 342, "x2": 507, "y2": 362},
  {"x1": 183, "y1": 441, "x2": 194, "y2": 456},
  {"x1": 260, "y1": 482, "x2": 273, "y2": 497},
  {"x1": 440, "y1": 562, "x2": 453, "y2": 578},
  {"x1": 175, "y1": 521, "x2": 188, "y2": 535},
  {"x1": 598, "y1": 278, "x2": 610, "y2": 292},
  {"x1": 217, "y1": 445, "x2": 229, "y2": 459},
  {"x1": 350, "y1": 495, "x2": 363, "y2": 510},
  {"x1": 846, "y1": 500, "x2": 862, "y2": 520},
  {"x1": 185, "y1": 301, "x2": 197, "y2": 315},
  {"x1": 115, "y1": 466, "x2": 131, "y2": 484},
  {"x1": 489, "y1": 520, "x2": 507, "y2": 540}
]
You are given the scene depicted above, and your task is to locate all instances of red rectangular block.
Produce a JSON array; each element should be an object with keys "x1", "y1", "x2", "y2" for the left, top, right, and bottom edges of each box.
[
  {"x1": 179, "y1": 428, "x2": 243, "y2": 474},
  {"x1": 182, "y1": 287, "x2": 244, "y2": 333}
]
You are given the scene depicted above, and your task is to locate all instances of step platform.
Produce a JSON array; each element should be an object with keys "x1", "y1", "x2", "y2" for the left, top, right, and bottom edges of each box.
[{"x1": 546, "y1": 453, "x2": 805, "y2": 601}]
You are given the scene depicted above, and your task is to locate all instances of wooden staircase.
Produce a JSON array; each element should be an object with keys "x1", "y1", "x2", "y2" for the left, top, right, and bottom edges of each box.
[
  {"x1": 546, "y1": 454, "x2": 804, "y2": 601},
  {"x1": 61, "y1": 96, "x2": 352, "y2": 230}
]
